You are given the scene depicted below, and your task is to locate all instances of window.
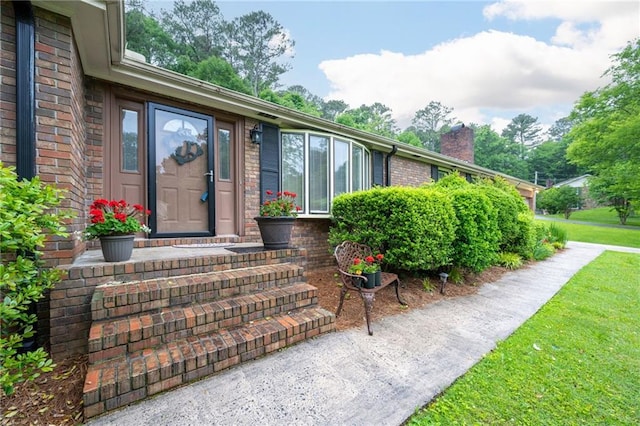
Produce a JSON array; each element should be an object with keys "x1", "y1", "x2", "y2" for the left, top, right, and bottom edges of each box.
[{"x1": 281, "y1": 131, "x2": 370, "y2": 215}]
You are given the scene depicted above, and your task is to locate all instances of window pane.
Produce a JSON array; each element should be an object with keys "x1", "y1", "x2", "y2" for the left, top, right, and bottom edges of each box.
[
  {"x1": 309, "y1": 134, "x2": 329, "y2": 212},
  {"x1": 218, "y1": 129, "x2": 230, "y2": 180},
  {"x1": 352, "y1": 145, "x2": 363, "y2": 191},
  {"x1": 282, "y1": 133, "x2": 305, "y2": 211},
  {"x1": 334, "y1": 139, "x2": 349, "y2": 197},
  {"x1": 122, "y1": 109, "x2": 138, "y2": 172}
]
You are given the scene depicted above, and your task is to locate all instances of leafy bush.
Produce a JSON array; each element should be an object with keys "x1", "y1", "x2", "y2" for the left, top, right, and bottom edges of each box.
[
  {"x1": 329, "y1": 186, "x2": 457, "y2": 272},
  {"x1": 533, "y1": 242, "x2": 556, "y2": 260},
  {"x1": 476, "y1": 177, "x2": 530, "y2": 252},
  {"x1": 510, "y1": 212, "x2": 538, "y2": 259},
  {"x1": 437, "y1": 185, "x2": 501, "y2": 272},
  {"x1": 537, "y1": 186, "x2": 582, "y2": 219},
  {"x1": 547, "y1": 223, "x2": 568, "y2": 248},
  {"x1": 0, "y1": 163, "x2": 72, "y2": 396},
  {"x1": 497, "y1": 252, "x2": 524, "y2": 270}
]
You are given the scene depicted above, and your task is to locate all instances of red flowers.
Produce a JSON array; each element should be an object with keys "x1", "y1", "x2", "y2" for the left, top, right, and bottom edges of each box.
[
  {"x1": 348, "y1": 253, "x2": 384, "y2": 274},
  {"x1": 259, "y1": 190, "x2": 301, "y2": 217},
  {"x1": 84, "y1": 199, "x2": 151, "y2": 240}
]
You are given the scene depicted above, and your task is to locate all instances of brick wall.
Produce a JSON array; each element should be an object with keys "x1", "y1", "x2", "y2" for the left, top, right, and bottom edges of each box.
[
  {"x1": 0, "y1": 2, "x2": 16, "y2": 165},
  {"x1": 291, "y1": 219, "x2": 334, "y2": 269},
  {"x1": 389, "y1": 156, "x2": 432, "y2": 187},
  {"x1": 440, "y1": 126, "x2": 474, "y2": 164}
]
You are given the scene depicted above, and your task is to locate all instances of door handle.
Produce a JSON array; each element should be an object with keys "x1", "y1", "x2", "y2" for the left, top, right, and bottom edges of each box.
[{"x1": 204, "y1": 170, "x2": 213, "y2": 183}]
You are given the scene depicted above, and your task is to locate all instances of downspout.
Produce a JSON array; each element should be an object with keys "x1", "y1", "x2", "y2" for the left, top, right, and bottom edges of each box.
[
  {"x1": 385, "y1": 145, "x2": 397, "y2": 186},
  {"x1": 13, "y1": 1, "x2": 38, "y2": 353},
  {"x1": 13, "y1": 1, "x2": 36, "y2": 180}
]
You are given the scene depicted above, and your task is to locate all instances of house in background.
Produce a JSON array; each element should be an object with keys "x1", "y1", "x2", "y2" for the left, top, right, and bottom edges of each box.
[
  {"x1": 554, "y1": 174, "x2": 596, "y2": 209},
  {"x1": 1, "y1": 0, "x2": 542, "y2": 418}
]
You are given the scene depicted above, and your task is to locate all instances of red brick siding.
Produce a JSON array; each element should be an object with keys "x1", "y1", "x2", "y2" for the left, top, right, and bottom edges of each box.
[
  {"x1": 291, "y1": 218, "x2": 334, "y2": 269},
  {"x1": 0, "y1": 2, "x2": 16, "y2": 165},
  {"x1": 389, "y1": 156, "x2": 432, "y2": 187}
]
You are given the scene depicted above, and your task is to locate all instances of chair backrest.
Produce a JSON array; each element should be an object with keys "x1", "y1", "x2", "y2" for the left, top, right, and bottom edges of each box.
[{"x1": 334, "y1": 241, "x2": 373, "y2": 272}]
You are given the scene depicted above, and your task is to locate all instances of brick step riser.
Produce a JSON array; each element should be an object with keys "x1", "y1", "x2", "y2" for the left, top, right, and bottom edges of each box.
[
  {"x1": 91, "y1": 264, "x2": 305, "y2": 321},
  {"x1": 88, "y1": 284, "x2": 319, "y2": 363},
  {"x1": 83, "y1": 308, "x2": 336, "y2": 419},
  {"x1": 133, "y1": 236, "x2": 242, "y2": 249}
]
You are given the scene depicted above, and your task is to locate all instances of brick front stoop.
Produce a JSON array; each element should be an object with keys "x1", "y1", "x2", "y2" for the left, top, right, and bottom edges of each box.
[{"x1": 79, "y1": 248, "x2": 336, "y2": 419}]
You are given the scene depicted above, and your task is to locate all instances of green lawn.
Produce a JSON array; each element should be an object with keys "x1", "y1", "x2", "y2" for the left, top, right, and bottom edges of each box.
[
  {"x1": 536, "y1": 220, "x2": 640, "y2": 249},
  {"x1": 548, "y1": 206, "x2": 640, "y2": 227},
  {"x1": 408, "y1": 251, "x2": 640, "y2": 425}
]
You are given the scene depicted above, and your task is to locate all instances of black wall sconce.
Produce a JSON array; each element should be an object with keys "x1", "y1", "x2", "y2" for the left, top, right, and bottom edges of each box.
[{"x1": 250, "y1": 124, "x2": 263, "y2": 144}]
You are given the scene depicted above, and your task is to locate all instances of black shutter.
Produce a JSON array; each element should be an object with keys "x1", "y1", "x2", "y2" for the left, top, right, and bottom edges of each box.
[
  {"x1": 431, "y1": 165, "x2": 439, "y2": 182},
  {"x1": 372, "y1": 150, "x2": 384, "y2": 186},
  {"x1": 259, "y1": 123, "x2": 280, "y2": 203},
  {"x1": 466, "y1": 173, "x2": 473, "y2": 183}
]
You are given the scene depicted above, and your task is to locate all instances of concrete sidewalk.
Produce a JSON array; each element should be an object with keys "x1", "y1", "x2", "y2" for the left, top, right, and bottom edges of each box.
[{"x1": 87, "y1": 242, "x2": 637, "y2": 426}]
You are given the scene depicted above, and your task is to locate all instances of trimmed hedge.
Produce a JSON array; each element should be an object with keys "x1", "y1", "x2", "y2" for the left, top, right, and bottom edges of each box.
[
  {"x1": 329, "y1": 186, "x2": 457, "y2": 272},
  {"x1": 329, "y1": 173, "x2": 539, "y2": 274}
]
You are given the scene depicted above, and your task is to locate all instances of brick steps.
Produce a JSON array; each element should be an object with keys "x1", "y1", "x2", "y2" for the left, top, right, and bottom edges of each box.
[
  {"x1": 83, "y1": 308, "x2": 334, "y2": 418},
  {"x1": 90, "y1": 263, "x2": 305, "y2": 321},
  {"x1": 87, "y1": 282, "x2": 319, "y2": 363},
  {"x1": 82, "y1": 256, "x2": 336, "y2": 419}
]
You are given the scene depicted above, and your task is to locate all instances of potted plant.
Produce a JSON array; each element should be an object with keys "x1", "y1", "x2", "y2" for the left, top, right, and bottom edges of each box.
[
  {"x1": 361, "y1": 255, "x2": 380, "y2": 288},
  {"x1": 84, "y1": 199, "x2": 151, "y2": 262},
  {"x1": 348, "y1": 257, "x2": 365, "y2": 287},
  {"x1": 254, "y1": 190, "x2": 301, "y2": 249}
]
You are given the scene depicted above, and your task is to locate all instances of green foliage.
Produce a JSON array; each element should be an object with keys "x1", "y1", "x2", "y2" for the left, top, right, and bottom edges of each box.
[
  {"x1": 335, "y1": 103, "x2": 398, "y2": 138},
  {"x1": 511, "y1": 212, "x2": 538, "y2": 259},
  {"x1": 473, "y1": 124, "x2": 529, "y2": 180},
  {"x1": 567, "y1": 39, "x2": 640, "y2": 224},
  {"x1": 411, "y1": 101, "x2": 456, "y2": 151},
  {"x1": 448, "y1": 267, "x2": 464, "y2": 285},
  {"x1": 259, "y1": 89, "x2": 322, "y2": 116},
  {"x1": 409, "y1": 252, "x2": 640, "y2": 425},
  {"x1": 432, "y1": 175, "x2": 501, "y2": 272},
  {"x1": 396, "y1": 130, "x2": 423, "y2": 148},
  {"x1": 476, "y1": 177, "x2": 527, "y2": 252},
  {"x1": 537, "y1": 186, "x2": 582, "y2": 219},
  {"x1": 501, "y1": 113, "x2": 543, "y2": 159},
  {"x1": 497, "y1": 252, "x2": 524, "y2": 270},
  {"x1": 188, "y1": 56, "x2": 252, "y2": 95},
  {"x1": 329, "y1": 187, "x2": 457, "y2": 272},
  {"x1": 0, "y1": 163, "x2": 72, "y2": 395},
  {"x1": 546, "y1": 223, "x2": 568, "y2": 247},
  {"x1": 533, "y1": 242, "x2": 555, "y2": 261}
]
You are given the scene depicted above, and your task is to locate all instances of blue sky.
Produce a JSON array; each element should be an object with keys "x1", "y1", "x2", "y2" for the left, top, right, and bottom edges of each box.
[{"x1": 153, "y1": 1, "x2": 640, "y2": 133}]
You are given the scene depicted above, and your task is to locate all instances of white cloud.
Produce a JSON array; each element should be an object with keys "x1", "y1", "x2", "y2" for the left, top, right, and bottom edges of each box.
[{"x1": 319, "y1": 1, "x2": 639, "y2": 130}]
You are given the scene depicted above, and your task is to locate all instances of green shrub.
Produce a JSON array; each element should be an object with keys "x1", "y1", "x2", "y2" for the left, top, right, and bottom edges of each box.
[
  {"x1": 329, "y1": 186, "x2": 457, "y2": 272},
  {"x1": 438, "y1": 186, "x2": 501, "y2": 272},
  {"x1": 476, "y1": 177, "x2": 530, "y2": 252},
  {"x1": 497, "y1": 252, "x2": 524, "y2": 270},
  {"x1": 533, "y1": 242, "x2": 556, "y2": 260},
  {"x1": 0, "y1": 163, "x2": 72, "y2": 396},
  {"x1": 547, "y1": 223, "x2": 568, "y2": 248},
  {"x1": 511, "y1": 212, "x2": 538, "y2": 259}
]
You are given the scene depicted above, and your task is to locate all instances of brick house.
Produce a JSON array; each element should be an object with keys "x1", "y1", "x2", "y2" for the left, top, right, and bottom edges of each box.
[{"x1": 1, "y1": 0, "x2": 541, "y2": 417}]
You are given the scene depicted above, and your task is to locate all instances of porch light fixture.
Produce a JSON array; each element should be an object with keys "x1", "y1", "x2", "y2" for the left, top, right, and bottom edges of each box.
[{"x1": 250, "y1": 124, "x2": 263, "y2": 144}]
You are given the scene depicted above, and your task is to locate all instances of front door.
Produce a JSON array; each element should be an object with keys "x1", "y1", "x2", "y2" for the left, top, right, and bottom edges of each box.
[{"x1": 148, "y1": 103, "x2": 214, "y2": 237}]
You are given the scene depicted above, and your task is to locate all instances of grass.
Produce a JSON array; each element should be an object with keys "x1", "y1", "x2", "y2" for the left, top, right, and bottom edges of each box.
[
  {"x1": 536, "y1": 220, "x2": 640, "y2": 249},
  {"x1": 408, "y1": 251, "x2": 640, "y2": 425},
  {"x1": 548, "y1": 206, "x2": 640, "y2": 227}
]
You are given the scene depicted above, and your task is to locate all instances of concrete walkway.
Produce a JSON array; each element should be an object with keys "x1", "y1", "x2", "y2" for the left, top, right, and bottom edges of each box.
[{"x1": 87, "y1": 242, "x2": 639, "y2": 426}]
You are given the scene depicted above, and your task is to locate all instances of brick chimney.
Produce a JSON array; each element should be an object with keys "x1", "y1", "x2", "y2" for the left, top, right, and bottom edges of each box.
[{"x1": 440, "y1": 125, "x2": 474, "y2": 164}]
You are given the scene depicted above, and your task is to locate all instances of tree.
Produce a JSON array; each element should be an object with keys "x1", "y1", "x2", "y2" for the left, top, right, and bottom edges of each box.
[
  {"x1": 567, "y1": 38, "x2": 640, "y2": 224},
  {"x1": 224, "y1": 11, "x2": 295, "y2": 95},
  {"x1": 411, "y1": 101, "x2": 456, "y2": 151},
  {"x1": 547, "y1": 117, "x2": 573, "y2": 142},
  {"x1": 536, "y1": 186, "x2": 582, "y2": 219},
  {"x1": 396, "y1": 130, "x2": 423, "y2": 147},
  {"x1": 501, "y1": 113, "x2": 543, "y2": 159},
  {"x1": 320, "y1": 99, "x2": 348, "y2": 121},
  {"x1": 336, "y1": 103, "x2": 398, "y2": 138},
  {"x1": 527, "y1": 139, "x2": 581, "y2": 185},
  {"x1": 124, "y1": 1, "x2": 177, "y2": 68},
  {"x1": 159, "y1": 0, "x2": 225, "y2": 64},
  {"x1": 188, "y1": 56, "x2": 252, "y2": 95},
  {"x1": 259, "y1": 89, "x2": 322, "y2": 116},
  {"x1": 474, "y1": 124, "x2": 529, "y2": 180}
]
